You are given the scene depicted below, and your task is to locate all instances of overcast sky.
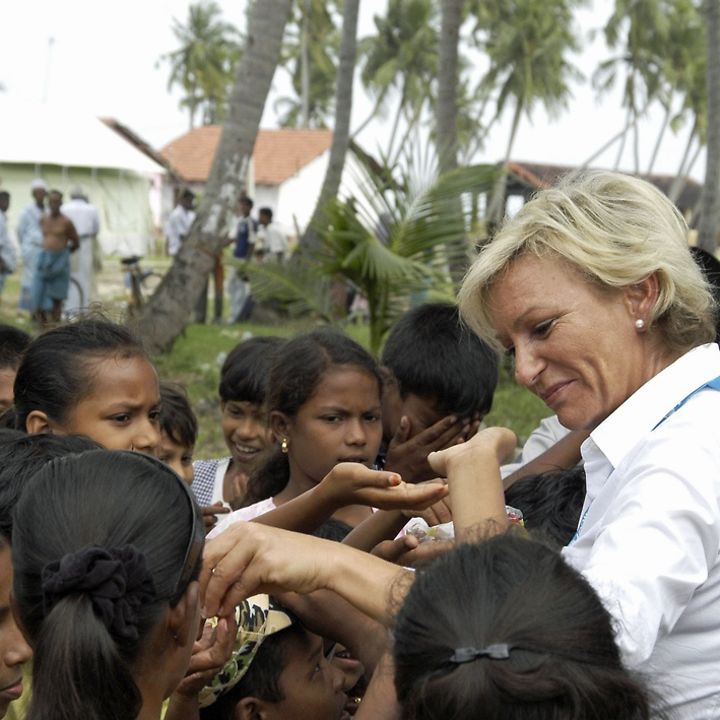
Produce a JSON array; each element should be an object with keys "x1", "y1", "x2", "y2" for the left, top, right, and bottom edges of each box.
[{"x1": 0, "y1": 0, "x2": 705, "y2": 181}]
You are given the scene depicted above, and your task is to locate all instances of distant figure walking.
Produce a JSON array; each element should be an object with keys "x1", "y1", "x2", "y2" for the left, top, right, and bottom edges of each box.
[
  {"x1": 32, "y1": 190, "x2": 79, "y2": 324},
  {"x1": 16, "y1": 179, "x2": 47, "y2": 310},
  {"x1": 62, "y1": 187, "x2": 100, "y2": 314}
]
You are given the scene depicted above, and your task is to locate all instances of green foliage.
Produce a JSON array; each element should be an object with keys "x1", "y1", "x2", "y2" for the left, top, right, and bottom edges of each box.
[
  {"x1": 275, "y1": 0, "x2": 341, "y2": 128},
  {"x1": 249, "y1": 153, "x2": 497, "y2": 354},
  {"x1": 159, "y1": 1, "x2": 242, "y2": 127},
  {"x1": 357, "y1": 0, "x2": 438, "y2": 158},
  {"x1": 472, "y1": 0, "x2": 586, "y2": 125},
  {"x1": 594, "y1": 0, "x2": 705, "y2": 142}
]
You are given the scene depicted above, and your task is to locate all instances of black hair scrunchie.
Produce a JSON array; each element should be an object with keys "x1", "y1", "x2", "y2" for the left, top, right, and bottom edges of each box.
[{"x1": 41, "y1": 545, "x2": 156, "y2": 641}]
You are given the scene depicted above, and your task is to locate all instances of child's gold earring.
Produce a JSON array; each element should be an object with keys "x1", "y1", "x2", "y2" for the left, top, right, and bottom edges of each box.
[{"x1": 281, "y1": 437, "x2": 289, "y2": 454}]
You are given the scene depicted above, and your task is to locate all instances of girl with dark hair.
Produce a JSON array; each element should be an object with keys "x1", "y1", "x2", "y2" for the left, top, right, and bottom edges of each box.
[
  {"x1": 393, "y1": 534, "x2": 652, "y2": 720},
  {"x1": 11, "y1": 450, "x2": 205, "y2": 720},
  {"x1": 212, "y1": 328, "x2": 385, "y2": 533},
  {"x1": 13, "y1": 318, "x2": 161, "y2": 452}
]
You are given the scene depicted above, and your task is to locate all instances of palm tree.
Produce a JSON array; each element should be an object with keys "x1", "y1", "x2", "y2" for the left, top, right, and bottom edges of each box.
[
  {"x1": 275, "y1": 0, "x2": 340, "y2": 128},
  {"x1": 436, "y1": 0, "x2": 465, "y2": 283},
  {"x1": 594, "y1": 0, "x2": 672, "y2": 172},
  {"x1": 477, "y1": 0, "x2": 584, "y2": 225},
  {"x1": 355, "y1": 0, "x2": 438, "y2": 159},
  {"x1": 249, "y1": 154, "x2": 499, "y2": 354},
  {"x1": 698, "y1": 0, "x2": 720, "y2": 252},
  {"x1": 300, "y1": 0, "x2": 361, "y2": 251},
  {"x1": 159, "y1": 1, "x2": 242, "y2": 129},
  {"x1": 436, "y1": 0, "x2": 463, "y2": 174},
  {"x1": 134, "y1": 0, "x2": 293, "y2": 353}
]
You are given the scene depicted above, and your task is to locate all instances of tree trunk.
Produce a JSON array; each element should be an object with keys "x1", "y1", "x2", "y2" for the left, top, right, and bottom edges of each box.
[
  {"x1": 647, "y1": 97, "x2": 673, "y2": 175},
  {"x1": 300, "y1": 0, "x2": 311, "y2": 128},
  {"x1": 668, "y1": 120, "x2": 698, "y2": 204},
  {"x1": 436, "y1": 0, "x2": 464, "y2": 282},
  {"x1": 698, "y1": 0, "x2": 720, "y2": 252},
  {"x1": 579, "y1": 101, "x2": 649, "y2": 169},
  {"x1": 613, "y1": 105, "x2": 632, "y2": 170},
  {"x1": 436, "y1": 0, "x2": 462, "y2": 174},
  {"x1": 299, "y1": 0, "x2": 360, "y2": 251},
  {"x1": 487, "y1": 98, "x2": 523, "y2": 227},
  {"x1": 132, "y1": 0, "x2": 293, "y2": 353}
]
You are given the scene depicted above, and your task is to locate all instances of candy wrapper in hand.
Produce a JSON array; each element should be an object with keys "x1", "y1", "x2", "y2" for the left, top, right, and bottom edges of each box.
[{"x1": 405, "y1": 505, "x2": 524, "y2": 543}]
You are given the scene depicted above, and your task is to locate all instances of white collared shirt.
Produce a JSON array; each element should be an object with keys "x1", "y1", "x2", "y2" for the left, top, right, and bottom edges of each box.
[
  {"x1": 61, "y1": 199, "x2": 99, "y2": 238},
  {"x1": 563, "y1": 343, "x2": 720, "y2": 719}
]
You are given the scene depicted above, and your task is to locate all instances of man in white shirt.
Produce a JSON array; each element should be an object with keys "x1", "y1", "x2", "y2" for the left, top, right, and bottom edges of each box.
[
  {"x1": 0, "y1": 191, "x2": 17, "y2": 303},
  {"x1": 16, "y1": 179, "x2": 46, "y2": 310},
  {"x1": 256, "y1": 207, "x2": 288, "y2": 263},
  {"x1": 164, "y1": 189, "x2": 196, "y2": 257},
  {"x1": 61, "y1": 187, "x2": 100, "y2": 314}
]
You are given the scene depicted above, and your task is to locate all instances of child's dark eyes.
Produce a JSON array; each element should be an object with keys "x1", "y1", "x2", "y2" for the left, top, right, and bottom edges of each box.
[
  {"x1": 110, "y1": 413, "x2": 131, "y2": 424},
  {"x1": 322, "y1": 415, "x2": 342, "y2": 423},
  {"x1": 363, "y1": 413, "x2": 380, "y2": 422}
]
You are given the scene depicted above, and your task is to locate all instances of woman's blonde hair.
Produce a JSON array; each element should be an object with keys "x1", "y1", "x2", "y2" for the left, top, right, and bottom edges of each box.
[{"x1": 458, "y1": 170, "x2": 716, "y2": 352}]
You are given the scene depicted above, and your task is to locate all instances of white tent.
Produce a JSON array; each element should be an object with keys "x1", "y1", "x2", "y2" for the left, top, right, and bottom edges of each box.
[{"x1": 0, "y1": 100, "x2": 165, "y2": 256}]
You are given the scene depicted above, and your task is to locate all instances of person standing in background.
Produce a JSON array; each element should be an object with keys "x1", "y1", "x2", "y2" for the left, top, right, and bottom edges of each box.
[
  {"x1": 228, "y1": 195, "x2": 257, "y2": 323},
  {"x1": 16, "y1": 179, "x2": 47, "y2": 311},
  {"x1": 256, "y1": 207, "x2": 288, "y2": 263},
  {"x1": 32, "y1": 190, "x2": 78, "y2": 324},
  {"x1": 165, "y1": 188, "x2": 195, "y2": 258},
  {"x1": 0, "y1": 192, "x2": 17, "y2": 305},
  {"x1": 61, "y1": 187, "x2": 99, "y2": 315}
]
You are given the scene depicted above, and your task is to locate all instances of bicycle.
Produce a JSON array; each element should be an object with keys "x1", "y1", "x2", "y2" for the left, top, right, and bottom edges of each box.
[{"x1": 121, "y1": 256, "x2": 162, "y2": 313}]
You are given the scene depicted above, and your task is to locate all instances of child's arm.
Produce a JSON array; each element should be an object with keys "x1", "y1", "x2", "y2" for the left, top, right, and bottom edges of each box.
[
  {"x1": 355, "y1": 652, "x2": 401, "y2": 720},
  {"x1": 342, "y1": 494, "x2": 452, "y2": 552},
  {"x1": 165, "y1": 616, "x2": 238, "y2": 720},
  {"x1": 502, "y1": 429, "x2": 588, "y2": 489},
  {"x1": 278, "y1": 588, "x2": 388, "y2": 677},
  {"x1": 250, "y1": 463, "x2": 447, "y2": 534},
  {"x1": 428, "y1": 427, "x2": 517, "y2": 542}
]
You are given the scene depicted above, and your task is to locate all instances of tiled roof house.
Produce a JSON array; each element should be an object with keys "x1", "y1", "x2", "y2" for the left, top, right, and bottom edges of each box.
[{"x1": 160, "y1": 127, "x2": 333, "y2": 233}]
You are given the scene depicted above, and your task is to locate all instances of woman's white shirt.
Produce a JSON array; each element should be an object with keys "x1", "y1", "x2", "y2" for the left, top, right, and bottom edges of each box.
[{"x1": 562, "y1": 342, "x2": 720, "y2": 719}]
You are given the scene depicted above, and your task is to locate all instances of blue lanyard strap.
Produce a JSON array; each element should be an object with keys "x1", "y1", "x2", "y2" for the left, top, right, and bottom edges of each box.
[
  {"x1": 652, "y1": 375, "x2": 720, "y2": 431},
  {"x1": 570, "y1": 374, "x2": 720, "y2": 545}
]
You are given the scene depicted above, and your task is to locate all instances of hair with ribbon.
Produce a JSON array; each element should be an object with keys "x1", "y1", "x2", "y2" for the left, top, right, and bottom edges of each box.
[
  {"x1": 12, "y1": 450, "x2": 203, "y2": 720},
  {"x1": 393, "y1": 533, "x2": 653, "y2": 720}
]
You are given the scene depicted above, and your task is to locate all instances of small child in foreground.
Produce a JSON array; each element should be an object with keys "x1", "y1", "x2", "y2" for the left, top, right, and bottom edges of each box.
[{"x1": 168, "y1": 595, "x2": 349, "y2": 720}]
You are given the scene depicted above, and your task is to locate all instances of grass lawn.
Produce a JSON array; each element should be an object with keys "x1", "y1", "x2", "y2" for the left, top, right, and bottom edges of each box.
[{"x1": 0, "y1": 261, "x2": 551, "y2": 457}]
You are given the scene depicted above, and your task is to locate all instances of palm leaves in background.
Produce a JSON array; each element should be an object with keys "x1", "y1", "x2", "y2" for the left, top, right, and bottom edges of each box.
[{"x1": 248, "y1": 152, "x2": 498, "y2": 354}]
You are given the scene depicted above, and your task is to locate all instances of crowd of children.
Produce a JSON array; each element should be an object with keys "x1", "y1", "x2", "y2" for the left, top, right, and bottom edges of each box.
[{"x1": 0, "y1": 304, "x2": 684, "y2": 720}]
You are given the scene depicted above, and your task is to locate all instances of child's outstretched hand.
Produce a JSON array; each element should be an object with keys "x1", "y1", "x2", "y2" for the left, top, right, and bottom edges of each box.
[
  {"x1": 316, "y1": 462, "x2": 448, "y2": 512},
  {"x1": 385, "y1": 414, "x2": 472, "y2": 484},
  {"x1": 428, "y1": 426, "x2": 517, "y2": 478},
  {"x1": 201, "y1": 503, "x2": 230, "y2": 532},
  {"x1": 172, "y1": 614, "x2": 239, "y2": 698}
]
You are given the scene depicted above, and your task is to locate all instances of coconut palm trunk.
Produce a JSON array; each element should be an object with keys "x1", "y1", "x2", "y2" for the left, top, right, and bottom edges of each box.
[
  {"x1": 436, "y1": 0, "x2": 464, "y2": 282},
  {"x1": 698, "y1": 0, "x2": 720, "y2": 252},
  {"x1": 300, "y1": 0, "x2": 360, "y2": 251},
  {"x1": 132, "y1": 0, "x2": 293, "y2": 353}
]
